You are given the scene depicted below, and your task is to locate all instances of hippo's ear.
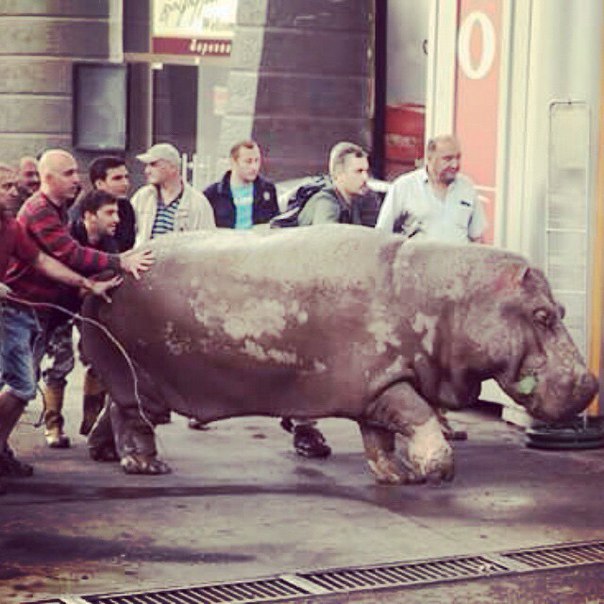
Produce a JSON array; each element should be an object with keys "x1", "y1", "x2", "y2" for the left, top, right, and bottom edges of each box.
[{"x1": 493, "y1": 262, "x2": 530, "y2": 292}]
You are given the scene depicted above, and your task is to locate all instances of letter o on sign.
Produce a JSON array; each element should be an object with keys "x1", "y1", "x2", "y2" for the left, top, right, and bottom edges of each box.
[{"x1": 457, "y1": 11, "x2": 495, "y2": 80}]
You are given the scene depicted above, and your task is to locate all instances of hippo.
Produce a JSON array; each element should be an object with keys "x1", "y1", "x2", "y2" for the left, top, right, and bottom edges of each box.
[{"x1": 80, "y1": 225, "x2": 598, "y2": 483}]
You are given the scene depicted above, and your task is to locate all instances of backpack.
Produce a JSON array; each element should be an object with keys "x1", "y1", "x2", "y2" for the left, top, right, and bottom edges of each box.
[{"x1": 269, "y1": 175, "x2": 330, "y2": 228}]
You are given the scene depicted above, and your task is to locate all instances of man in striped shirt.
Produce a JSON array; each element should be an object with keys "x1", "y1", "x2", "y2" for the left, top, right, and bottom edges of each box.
[
  {"x1": 131, "y1": 142, "x2": 215, "y2": 247},
  {"x1": 123, "y1": 144, "x2": 214, "y2": 428},
  {"x1": 4, "y1": 149, "x2": 154, "y2": 450}
]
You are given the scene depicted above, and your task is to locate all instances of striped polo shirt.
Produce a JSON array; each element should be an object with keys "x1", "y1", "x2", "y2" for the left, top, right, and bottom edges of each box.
[{"x1": 151, "y1": 188, "x2": 183, "y2": 239}]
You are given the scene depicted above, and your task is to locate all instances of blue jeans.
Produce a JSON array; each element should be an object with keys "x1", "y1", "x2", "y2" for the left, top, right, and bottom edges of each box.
[{"x1": 0, "y1": 304, "x2": 40, "y2": 401}]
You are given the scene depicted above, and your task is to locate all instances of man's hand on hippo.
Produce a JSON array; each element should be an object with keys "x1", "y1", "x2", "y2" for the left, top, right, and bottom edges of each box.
[
  {"x1": 82, "y1": 275, "x2": 123, "y2": 303},
  {"x1": 119, "y1": 248, "x2": 154, "y2": 280}
]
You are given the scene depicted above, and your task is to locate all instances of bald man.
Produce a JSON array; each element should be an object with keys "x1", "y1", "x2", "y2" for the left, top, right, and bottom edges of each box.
[
  {"x1": 376, "y1": 135, "x2": 486, "y2": 442},
  {"x1": 4, "y1": 149, "x2": 154, "y2": 450},
  {"x1": 376, "y1": 135, "x2": 486, "y2": 242}
]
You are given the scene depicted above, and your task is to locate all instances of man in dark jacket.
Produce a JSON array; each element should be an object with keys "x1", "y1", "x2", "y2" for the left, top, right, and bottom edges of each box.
[
  {"x1": 88, "y1": 156, "x2": 135, "y2": 252},
  {"x1": 188, "y1": 140, "x2": 279, "y2": 432},
  {"x1": 204, "y1": 140, "x2": 279, "y2": 229},
  {"x1": 70, "y1": 190, "x2": 122, "y2": 447},
  {"x1": 38, "y1": 189, "x2": 123, "y2": 449}
]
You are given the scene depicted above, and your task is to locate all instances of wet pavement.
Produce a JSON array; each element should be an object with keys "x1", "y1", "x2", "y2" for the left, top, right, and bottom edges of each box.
[{"x1": 1, "y1": 362, "x2": 604, "y2": 603}]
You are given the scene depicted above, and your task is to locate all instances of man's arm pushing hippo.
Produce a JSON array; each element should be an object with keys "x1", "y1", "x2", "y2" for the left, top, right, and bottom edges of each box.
[{"x1": 80, "y1": 226, "x2": 598, "y2": 483}]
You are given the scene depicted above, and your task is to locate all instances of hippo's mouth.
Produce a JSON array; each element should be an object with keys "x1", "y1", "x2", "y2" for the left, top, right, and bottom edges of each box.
[
  {"x1": 495, "y1": 371, "x2": 541, "y2": 410},
  {"x1": 503, "y1": 369, "x2": 598, "y2": 422}
]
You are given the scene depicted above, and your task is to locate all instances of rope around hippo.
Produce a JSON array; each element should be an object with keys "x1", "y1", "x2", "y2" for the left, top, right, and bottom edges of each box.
[{"x1": 3, "y1": 294, "x2": 162, "y2": 452}]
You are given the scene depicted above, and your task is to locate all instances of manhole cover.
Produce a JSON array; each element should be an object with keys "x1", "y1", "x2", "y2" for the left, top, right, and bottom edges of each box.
[{"x1": 526, "y1": 415, "x2": 604, "y2": 450}]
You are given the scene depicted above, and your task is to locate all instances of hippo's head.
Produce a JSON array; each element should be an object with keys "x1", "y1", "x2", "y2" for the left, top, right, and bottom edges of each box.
[{"x1": 449, "y1": 258, "x2": 598, "y2": 422}]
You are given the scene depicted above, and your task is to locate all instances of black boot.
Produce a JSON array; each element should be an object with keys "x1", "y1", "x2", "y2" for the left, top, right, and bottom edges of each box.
[
  {"x1": 293, "y1": 424, "x2": 332, "y2": 459},
  {"x1": 0, "y1": 446, "x2": 34, "y2": 477}
]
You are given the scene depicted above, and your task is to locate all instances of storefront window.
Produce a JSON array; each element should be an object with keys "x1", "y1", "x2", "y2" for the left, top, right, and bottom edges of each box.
[{"x1": 383, "y1": 0, "x2": 429, "y2": 180}]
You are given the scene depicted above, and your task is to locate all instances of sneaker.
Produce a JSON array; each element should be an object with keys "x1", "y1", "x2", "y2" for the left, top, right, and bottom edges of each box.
[
  {"x1": 293, "y1": 425, "x2": 332, "y2": 459},
  {"x1": 188, "y1": 418, "x2": 210, "y2": 431},
  {"x1": 0, "y1": 447, "x2": 34, "y2": 477}
]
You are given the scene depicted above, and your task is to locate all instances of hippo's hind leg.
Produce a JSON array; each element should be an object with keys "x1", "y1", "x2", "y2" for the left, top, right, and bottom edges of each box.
[
  {"x1": 87, "y1": 399, "x2": 119, "y2": 462},
  {"x1": 81, "y1": 313, "x2": 170, "y2": 476},
  {"x1": 110, "y1": 398, "x2": 171, "y2": 475},
  {"x1": 364, "y1": 382, "x2": 454, "y2": 485}
]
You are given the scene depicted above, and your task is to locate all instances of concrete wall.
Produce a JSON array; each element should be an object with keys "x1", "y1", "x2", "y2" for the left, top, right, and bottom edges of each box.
[
  {"x1": 0, "y1": 0, "x2": 115, "y2": 170},
  {"x1": 216, "y1": 0, "x2": 374, "y2": 180}
]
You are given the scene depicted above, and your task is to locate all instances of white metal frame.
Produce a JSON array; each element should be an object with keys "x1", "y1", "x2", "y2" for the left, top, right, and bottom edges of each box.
[{"x1": 545, "y1": 99, "x2": 591, "y2": 358}]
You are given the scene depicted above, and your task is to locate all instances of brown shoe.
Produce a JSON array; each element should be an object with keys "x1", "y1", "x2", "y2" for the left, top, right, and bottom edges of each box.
[
  {"x1": 45, "y1": 426, "x2": 70, "y2": 449},
  {"x1": 42, "y1": 383, "x2": 70, "y2": 448}
]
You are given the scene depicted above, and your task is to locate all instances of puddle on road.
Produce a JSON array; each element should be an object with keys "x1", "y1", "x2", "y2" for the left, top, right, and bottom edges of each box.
[{"x1": 0, "y1": 530, "x2": 254, "y2": 567}]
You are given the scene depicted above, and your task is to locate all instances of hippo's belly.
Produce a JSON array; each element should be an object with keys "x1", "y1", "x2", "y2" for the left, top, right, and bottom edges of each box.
[{"x1": 96, "y1": 254, "x2": 390, "y2": 421}]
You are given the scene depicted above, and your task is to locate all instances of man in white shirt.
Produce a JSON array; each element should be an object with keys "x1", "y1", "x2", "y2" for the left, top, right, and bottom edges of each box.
[
  {"x1": 377, "y1": 135, "x2": 486, "y2": 441},
  {"x1": 376, "y1": 135, "x2": 486, "y2": 243}
]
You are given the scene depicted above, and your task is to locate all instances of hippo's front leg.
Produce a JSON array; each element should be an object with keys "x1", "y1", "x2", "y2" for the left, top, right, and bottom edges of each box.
[
  {"x1": 110, "y1": 398, "x2": 171, "y2": 475},
  {"x1": 363, "y1": 382, "x2": 454, "y2": 484},
  {"x1": 358, "y1": 422, "x2": 414, "y2": 484}
]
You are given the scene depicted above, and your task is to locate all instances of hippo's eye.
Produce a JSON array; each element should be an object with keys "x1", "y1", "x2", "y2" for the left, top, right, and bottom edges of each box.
[{"x1": 533, "y1": 308, "x2": 555, "y2": 328}]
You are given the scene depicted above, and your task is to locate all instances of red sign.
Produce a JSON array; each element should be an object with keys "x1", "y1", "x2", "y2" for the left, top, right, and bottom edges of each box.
[
  {"x1": 151, "y1": 37, "x2": 232, "y2": 57},
  {"x1": 454, "y1": 0, "x2": 502, "y2": 243}
]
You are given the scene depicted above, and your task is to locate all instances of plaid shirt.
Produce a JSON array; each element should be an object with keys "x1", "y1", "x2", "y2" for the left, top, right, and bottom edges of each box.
[{"x1": 6, "y1": 191, "x2": 121, "y2": 303}]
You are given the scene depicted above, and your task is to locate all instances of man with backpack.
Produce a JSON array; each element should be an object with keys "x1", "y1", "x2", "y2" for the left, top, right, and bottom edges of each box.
[
  {"x1": 295, "y1": 141, "x2": 380, "y2": 227},
  {"x1": 195, "y1": 140, "x2": 332, "y2": 458},
  {"x1": 272, "y1": 142, "x2": 381, "y2": 458}
]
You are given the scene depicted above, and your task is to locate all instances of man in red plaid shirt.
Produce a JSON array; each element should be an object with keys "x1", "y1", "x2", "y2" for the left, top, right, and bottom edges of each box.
[
  {"x1": 2, "y1": 149, "x2": 153, "y2": 458},
  {"x1": 0, "y1": 161, "x2": 124, "y2": 491}
]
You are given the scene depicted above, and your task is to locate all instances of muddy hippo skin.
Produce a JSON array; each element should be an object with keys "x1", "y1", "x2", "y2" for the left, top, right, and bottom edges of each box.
[{"x1": 80, "y1": 225, "x2": 598, "y2": 482}]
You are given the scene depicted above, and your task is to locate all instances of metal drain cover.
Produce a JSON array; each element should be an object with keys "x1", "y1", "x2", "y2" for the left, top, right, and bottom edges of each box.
[{"x1": 24, "y1": 539, "x2": 604, "y2": 604}]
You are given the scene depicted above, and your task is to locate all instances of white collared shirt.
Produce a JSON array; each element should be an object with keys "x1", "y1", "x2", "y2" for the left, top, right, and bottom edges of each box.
[{"x1": 376, "y1": 168, "x2": 486, "y2": 243}]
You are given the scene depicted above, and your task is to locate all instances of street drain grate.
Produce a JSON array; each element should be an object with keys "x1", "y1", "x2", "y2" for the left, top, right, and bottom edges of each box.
[
  {"x1": 298, "y1": 555, "x2": 509, "y2": 590},
  {"x1": 501, "y1": 541, "x2": 604, "y2": 569},
  {"x1": 24, "y1": 539, "x2": 604, "y2": 604}
]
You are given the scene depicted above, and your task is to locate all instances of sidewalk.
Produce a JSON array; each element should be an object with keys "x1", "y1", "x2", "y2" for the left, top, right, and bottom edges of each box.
[{"x1": 1, "y1": 362, "x2": 603, "y2": 602}]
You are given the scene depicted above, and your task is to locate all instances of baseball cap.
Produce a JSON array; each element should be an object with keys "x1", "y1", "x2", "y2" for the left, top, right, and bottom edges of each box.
[{"x1": 136, "y1": 143, "x2": 181, "y2": 166}]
